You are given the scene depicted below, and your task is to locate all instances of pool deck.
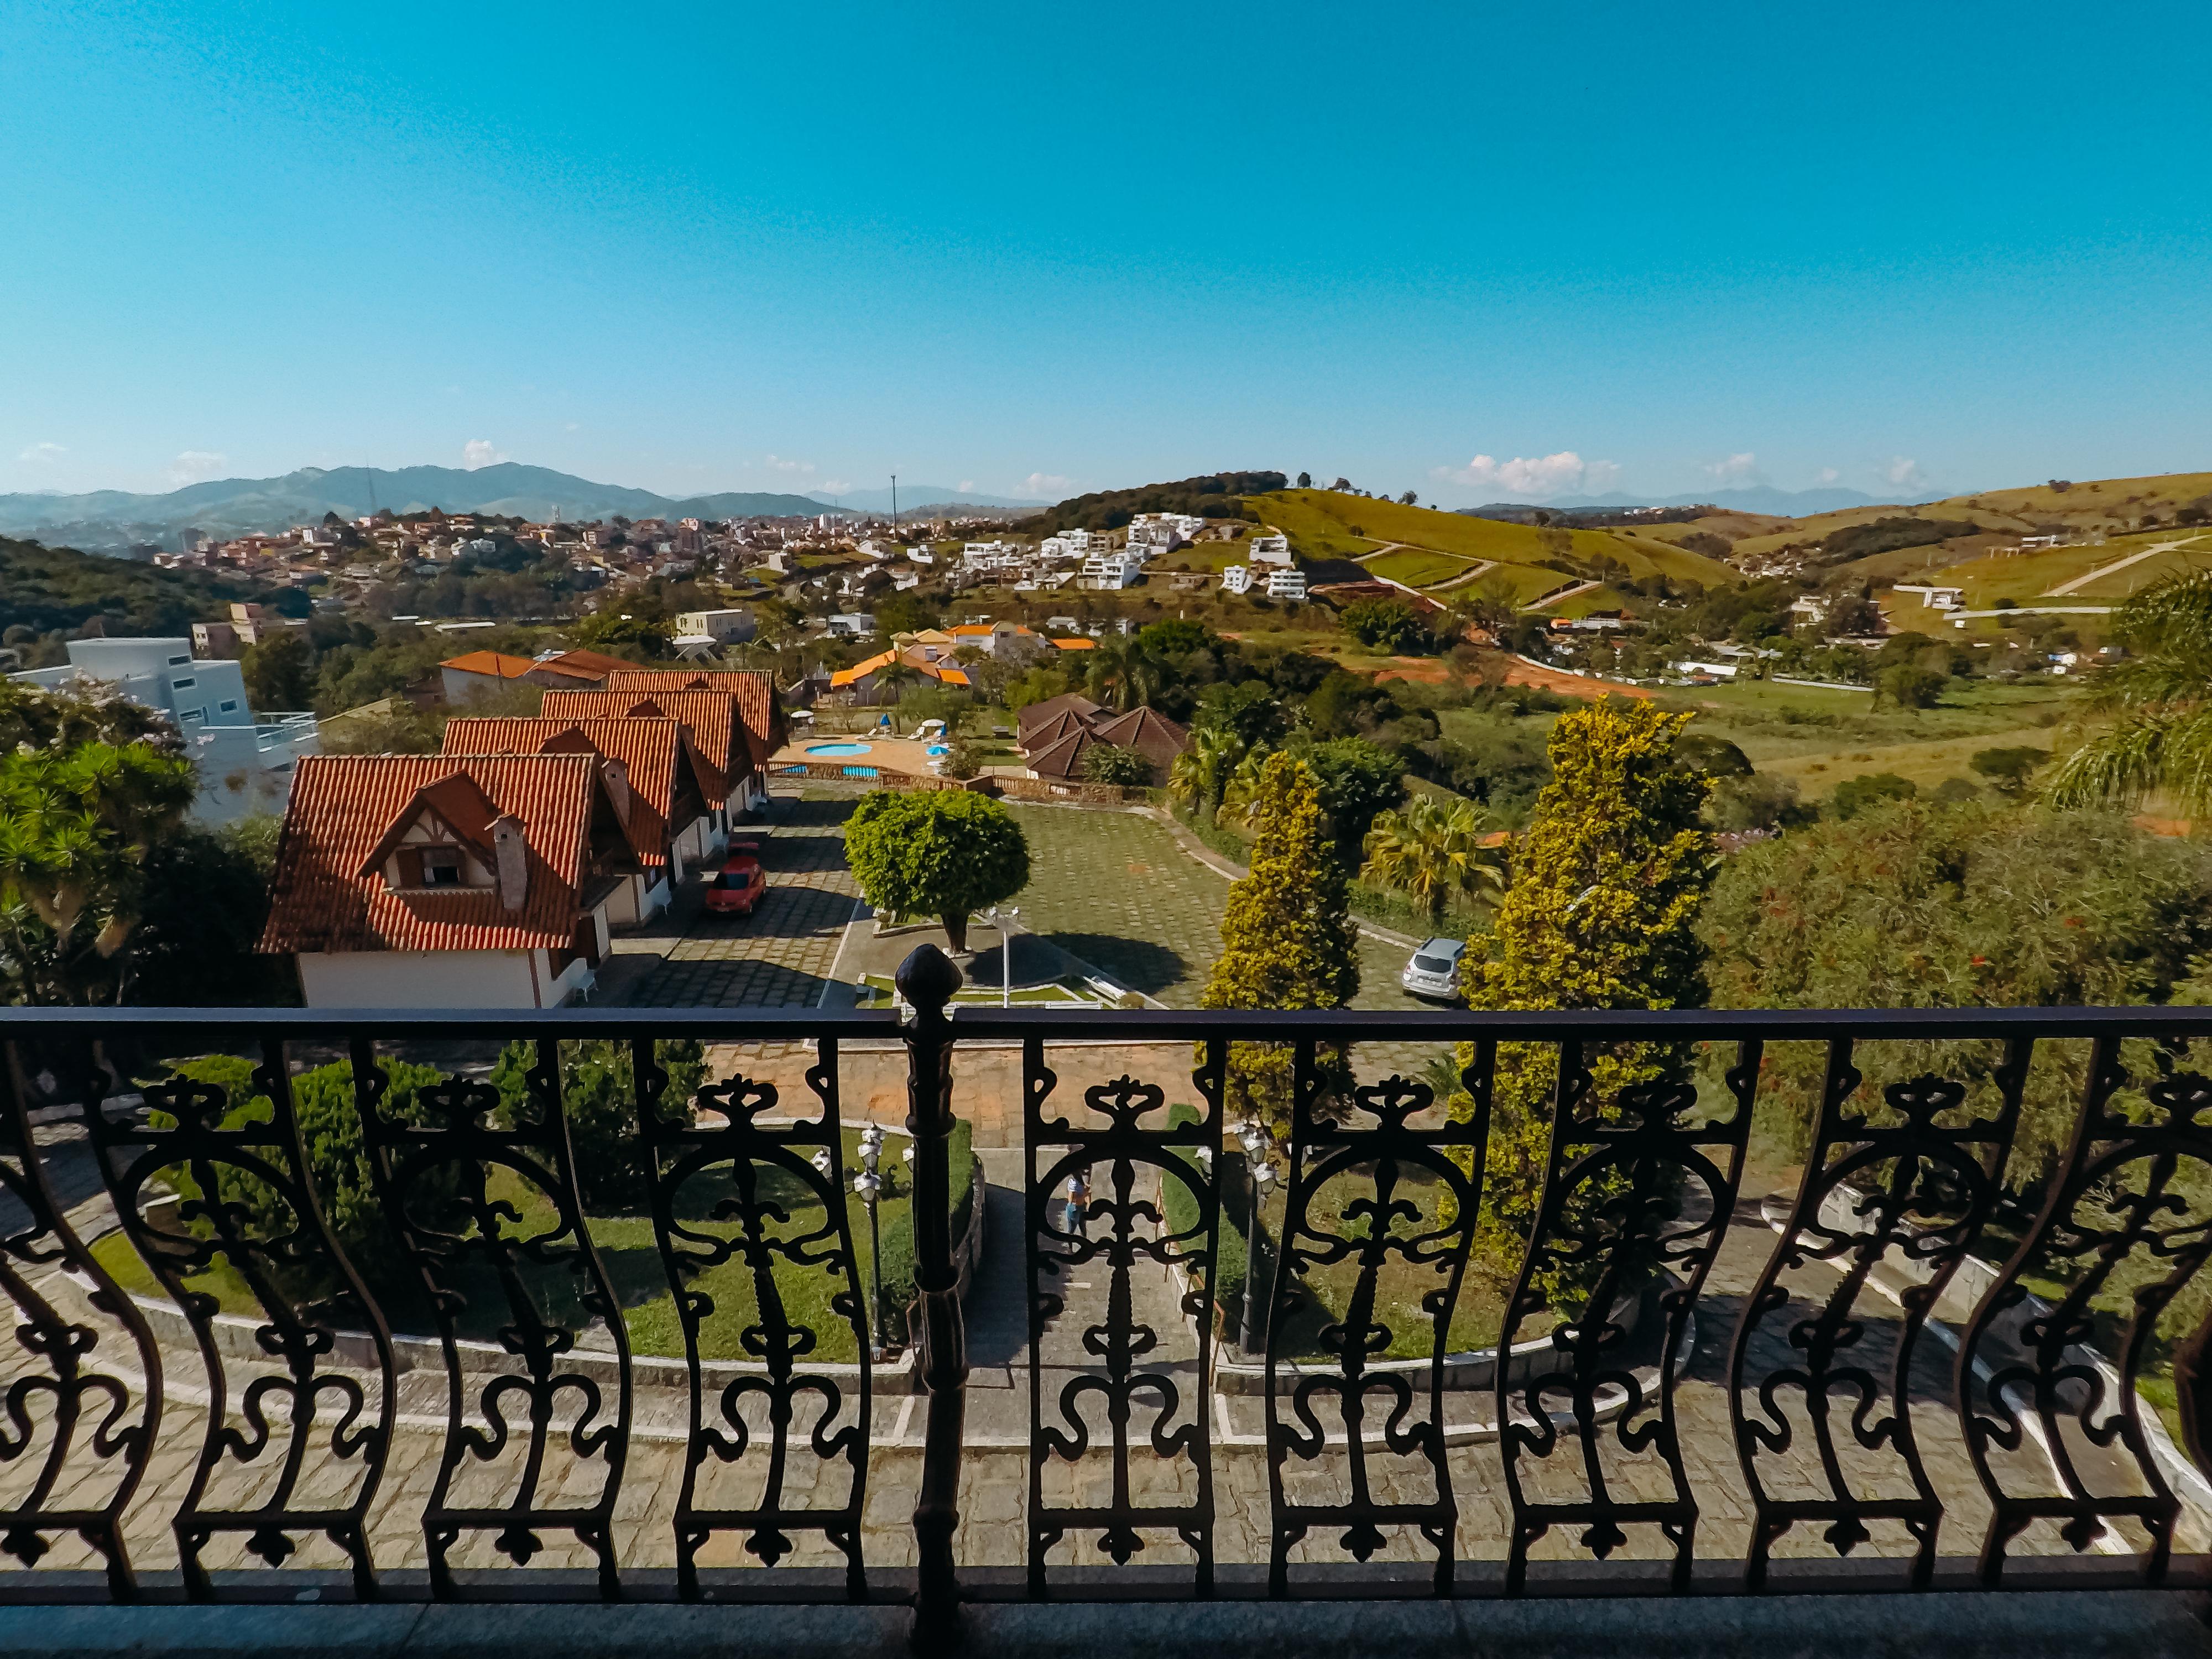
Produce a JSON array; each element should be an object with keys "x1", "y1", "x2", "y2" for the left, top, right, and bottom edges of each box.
[{"x1": 773, "y1": 735, "x2": 947, "y2": 775}]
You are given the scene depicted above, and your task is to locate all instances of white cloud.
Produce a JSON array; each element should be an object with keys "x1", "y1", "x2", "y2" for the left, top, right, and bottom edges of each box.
[
  {"x1": 168, "y1": 450, "x2": 227, "y2": 485},
  {"x1": 1814, "y1": 467, "x2": 1840, "y2": 486},
  {"x1": 1703, "y1": 451, "x2": 1764, "y2": 486},
  {"x1": 1884, "y1": 455, "x2": 1929, "y2": 492},
  {"x1": 1430, "y1": 450, "x2": 1612, "y2": 500},
  {"x1": 462, "y1": 439, "x2": 506, "y2": 469},
  {"x1": 819, "y1": 478, "x2": 853, "y2": 495},
  {"x1": 564, "y1": 422, "x2": 580, "y2": 432},
  {"x1": 1018, "y1": 472, "x2": 1073, "y2": 499},
  {"x1": 765, "y1": 453, "x2": 815, "y2": 476},
  {"x1": 958, "y1": 479, "x2": 975, "y2": 492},
  {"x1": 16, "y1": 441, "x2": 65, "y2": 466}
]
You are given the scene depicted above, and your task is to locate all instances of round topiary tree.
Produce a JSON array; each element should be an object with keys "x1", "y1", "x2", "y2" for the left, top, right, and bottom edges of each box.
[{"x1": 844, "y1": 788, "x2": 1030, "y2": 953}]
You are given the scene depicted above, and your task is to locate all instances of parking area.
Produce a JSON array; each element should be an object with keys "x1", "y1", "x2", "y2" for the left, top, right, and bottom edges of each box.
[{"x1": 614, "y1": 795, "x2": 864, "y2": 1008}]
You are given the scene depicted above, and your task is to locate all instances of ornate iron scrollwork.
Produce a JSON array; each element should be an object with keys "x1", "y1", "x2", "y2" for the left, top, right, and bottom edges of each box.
[
  {"x1": 1264, "y1": 1037, "x2": 1491, "y2": 1595},
  {"x1": 350, "y1": 1037, "x2": 629, "y2": 1598},
  {"x1": 1496, "y1": 1038, "x2": 1757, "y2": 1592},
  {"x1": 0, "y1": 1044, "x2": 162, "y2": 1597},
  {"x1": 634, "y1": 1036, "x2": 870, "y2": 1599},
  {"x1": 1024, "y1": 1036, "x2": 1220, "y2": 1593},
  {"x1": 82, "y1": 1038, "x2": 394, "y2": 1598},
  {"x1": 1730, "y1": 1039, "x2": 2028, "y2": 1587},
  {"x1": 1960, "y1": 1035, "x2": 2212, "y2": 1582}
]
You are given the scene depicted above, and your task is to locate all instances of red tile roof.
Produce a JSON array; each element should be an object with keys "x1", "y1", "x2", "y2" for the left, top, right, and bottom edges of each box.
[
  {"x1": 260, "y1": 754, "x2": 628, "y2": 955},
  {"x1": 539, "y1": 648, "x2": 638, "y2": 679},
  {"x1": 1016, "y1": 691, "x2": 1104, "y2": 734},
  {"x1": 440, "y1": 716, "x2": 716, "y2": 870},
  {"x1": 539, "y1": 689, "x2": 750, "y2": 795},
  {"x1": 601, "y1": 669, "x2": 783, "y2": 768}
]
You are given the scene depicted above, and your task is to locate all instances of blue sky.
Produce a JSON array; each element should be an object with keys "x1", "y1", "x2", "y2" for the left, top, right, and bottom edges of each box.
[{"x1": 6, "y1": 0, "x2": 2210, "y2": 506}]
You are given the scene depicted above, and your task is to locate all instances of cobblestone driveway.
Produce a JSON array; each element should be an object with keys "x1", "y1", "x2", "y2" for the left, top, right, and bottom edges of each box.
[{"x1": 620, "y1": 795, "x2": 863, "y2": 1008}]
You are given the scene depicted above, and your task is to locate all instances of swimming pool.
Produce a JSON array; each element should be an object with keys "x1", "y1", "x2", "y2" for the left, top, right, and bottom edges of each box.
[{"x1": 806, "y1": 742, "x2": 873, "y2": 757}]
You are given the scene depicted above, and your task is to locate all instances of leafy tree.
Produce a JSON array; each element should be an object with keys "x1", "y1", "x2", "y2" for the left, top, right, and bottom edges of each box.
[
  {"x1": 1831, "y1": 771, "x2": 1916, "y2": 820},
  {"x1": 1874, "y1": 662, "x2": 1944, "y2": 710},
  {"x1": 1399, "y1": 491, "x2": 1418, "y2": 505},
  {"x1": 241, "y1": 630, "x2": 316, "y2": 711},
  {"x1": 491, "y1": 1039, "x2": 705, "y2": 1212},
  {"x1": 0, "y1": 738, "x2": 197, "y2": 1005},
  {"x1": 1192, "y1": 680, "x2": 1287, "y2": 749},
  {"x1": 1199, "y1": 754, "x2": 1359, "y2": 1138},
  {"x1": 1673, "y1": 732, "x2": 1752, "y2": 778},
  {"x1": 873, "y1": 592, "x2": 941, "y2": 635},
  {"x1": 1296, "y1": 472, "x2": 1313, "y2": 489},
  {"x1": 571, "y1": 604, "x2": 671, "y2": 659},
  {"x1": 2044, "y1": 569, "x2": 2212, "y2": 813},
  {"x1": 1706, "y1": 773, "x2": 1808, "y2": 833},
  {"x1": 1453, "y1": 698, "x2": 1715, "y2": 1293},
  {"x1": 1970, "y1": 745, "x2": 2047, "y2": 795},
  {"x1": 1702, "y1": 800, "x2": 2212, "y2": 1179},
  {"x1": 938, "y1": 737, "x2": 982, "y2": 780},
  {"x1": 844, "y1": 789, "x2": 1030, "y2": 952},
  {"x1": 1003, "y1": 665, "x2": 1073, "y2": 713},
  {"x1": 1081, "y1": 743, "x2": 1154, "y2": 786},
  {"x1": 1339, "y1": 597, "x2": 1426, "y2": 653},
  {"x1": 1305, "y1": 737, "x2": 1407, "y2": 857},
  {"x1": 131, "y1": 816, "x2": 295, "y2": 1005},
  {"x1": 0, "y1": 536, "x2": 268, "y2": 640},
  {"x1": 1083, "y1": 637, "x2": 1162, "y2": 712},
  {"x1": 1135, "y1": 618, "x2": 1210, "y2": 656},
  {"x1": 1360, "y1": 794, "x2": 1506, "y2": 915}
]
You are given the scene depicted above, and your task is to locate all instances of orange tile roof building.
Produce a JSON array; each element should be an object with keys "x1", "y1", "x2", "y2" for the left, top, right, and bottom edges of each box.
[
  {"x1": 440, "y1": 716, "x2": 721, "y2": 926},
  {"x1": 259, "y1": 753, "x2": 638, "y2": 1008},
  {"x1": 598, "y1": 669, "x2": 785, "y2": 776}
]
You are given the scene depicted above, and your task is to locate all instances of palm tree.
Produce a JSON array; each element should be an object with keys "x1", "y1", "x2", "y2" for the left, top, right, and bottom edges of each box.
[
  {"x1": 1359, "y1": 794, "x2": 1508, "y2": 916},
  {"x1": 1168, "y1": 726, "x2": 1244, "y2": 816},
  {"x1": 1084, "y1": 637, "x2": 1160, "y2": 712},
  {"x1": 1214, "y1": 748, "x2": 1276, "y2": 833},
  {"x1": 2044, "y1": 568, "x2": 2212, "y2": 813}
]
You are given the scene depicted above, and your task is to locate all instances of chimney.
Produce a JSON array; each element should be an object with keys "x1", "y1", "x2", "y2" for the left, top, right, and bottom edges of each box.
[
  {"x1": 600, "y1": 758, "x2": 632, "y2": 822},
  {"x1": 492, "y1": 816, "x2": 528, "y2": 911}
]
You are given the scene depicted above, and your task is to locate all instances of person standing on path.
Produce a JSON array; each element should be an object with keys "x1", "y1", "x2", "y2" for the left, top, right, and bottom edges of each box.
[{"x1": 1065, "y1": 1165, "x2": 1091, "y2": 1241}]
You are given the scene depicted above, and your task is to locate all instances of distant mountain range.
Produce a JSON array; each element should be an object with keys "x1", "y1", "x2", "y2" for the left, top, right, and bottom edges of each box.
[
  {"x1": 0, "y1": 463, "x2": 865, "y2": 552},
  {"x1": 1534, "y1": 485, "x2": 1942, "y2": 515},
  {"x1": 808, "y1": 484, "x2": 1031, "y2": 512}
]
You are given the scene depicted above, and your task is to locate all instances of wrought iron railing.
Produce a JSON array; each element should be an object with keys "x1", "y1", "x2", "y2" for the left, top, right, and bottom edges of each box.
[{"x1": 2, "y1": 956, "x2": 2212, "y2": 1647}]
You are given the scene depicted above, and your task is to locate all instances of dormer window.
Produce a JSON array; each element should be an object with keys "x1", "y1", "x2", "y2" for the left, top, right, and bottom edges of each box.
[{"x1": 421, "y1": 849, "x2": 463, "y2": 888}]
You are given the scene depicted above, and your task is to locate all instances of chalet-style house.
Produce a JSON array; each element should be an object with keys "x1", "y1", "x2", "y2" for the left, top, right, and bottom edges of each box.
[
  {"x1": 1016, "y1": 694, "x2": 1190, "y2": 784},
  {"x1": 599, "y1": 669, "x2": 784, "y2": 798},
  {"x1": 259, "y1": 754, "x2": 638, "y2": 1008},
  {"x1": 540, "y1": 687, "x2": 764, "y2": 824},
  {"x1": 440, "y1": 716, "x2": 721, "y2": 926}
]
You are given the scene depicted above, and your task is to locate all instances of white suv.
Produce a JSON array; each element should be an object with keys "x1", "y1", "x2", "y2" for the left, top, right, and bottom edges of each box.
[{"x1": 1401, "y1": 937, "x2": 1465, "y2": 1001}]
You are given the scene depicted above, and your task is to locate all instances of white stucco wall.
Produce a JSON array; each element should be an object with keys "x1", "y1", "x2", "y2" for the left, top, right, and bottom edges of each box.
[{"x1": 298, "y1": 949, "x2": 545, "y2": 1009}]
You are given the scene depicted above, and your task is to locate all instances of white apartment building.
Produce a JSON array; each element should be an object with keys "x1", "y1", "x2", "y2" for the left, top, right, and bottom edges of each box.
[
  {"x1": 1079, "y1": 552, "x2": 1143, "y2": 591},
  {"x1": 1039, "y1": 529, "x2": 1102, "y2": 561},
  {"x1": 1247, "y1": 532, "x2": 1292, "y2": 566},
  {"x1": 1127, "y1": 513, "x2": 1206, "y2": 552},
  {"x1": 1263, "y1": 568, "x2": 1307, "y2": 601},
  {"x1": 1221, "y1": 564, "x2": 1253, "y2": 594},
  {"x1": 961, "y1": 540, "x2": 1025, "y2": 568},
  {"x1": 11, "y1": 637, "x2": 320, "y2": 825}
]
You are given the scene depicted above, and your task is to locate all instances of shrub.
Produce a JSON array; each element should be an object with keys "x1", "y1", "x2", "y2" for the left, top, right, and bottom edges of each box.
[
  {"x1": 1081, "y1": 743, "x2": 1154, "y2": 786},
  {"x1": 1830, "y1": 772, "x2": 1917, "y2": 819}
]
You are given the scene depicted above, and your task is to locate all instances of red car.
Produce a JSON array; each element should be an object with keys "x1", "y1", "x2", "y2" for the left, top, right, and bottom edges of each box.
[{"x1": 703, "y1": 859, "x2": 768, "y2": 917}]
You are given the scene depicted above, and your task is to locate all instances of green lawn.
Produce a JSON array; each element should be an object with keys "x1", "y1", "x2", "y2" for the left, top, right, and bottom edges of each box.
[
  {"x1": 1365, "y1": 548, "x2": 1483, "y2": 588},
  {"x1": 92, "y1": 1123, "x2": 974, "y2": 1364},
  {"x1": 1000, "y1": 803, "x2": 1431, "y2": 1012}
]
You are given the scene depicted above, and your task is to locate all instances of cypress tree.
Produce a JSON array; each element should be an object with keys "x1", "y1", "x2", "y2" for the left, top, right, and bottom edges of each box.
[
  {"x1": 1454, "y1": 696, "x2": 1716, "y2": 1286},
  {"x1": 1201, "y1": 753, "x2": 1360, "y2": 1135}
]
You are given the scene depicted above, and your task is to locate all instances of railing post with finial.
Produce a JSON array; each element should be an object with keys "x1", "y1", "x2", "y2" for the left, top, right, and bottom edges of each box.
[{"x1": 897, "y1": 943, "x2": 967, "y2": 1652}]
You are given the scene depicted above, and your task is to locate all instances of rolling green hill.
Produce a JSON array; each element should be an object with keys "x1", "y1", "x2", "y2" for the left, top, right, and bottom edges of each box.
[
  {"x1": 1249, "y1": 488, "x2": 1736, "y2": 603},
  {"x1": 0, "y1": 536, "x2": 269, "y2": 643}
]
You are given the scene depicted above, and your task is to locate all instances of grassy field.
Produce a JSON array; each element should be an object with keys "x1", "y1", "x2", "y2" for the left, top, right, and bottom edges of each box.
[
  {"x1": 1655, "y1": 678, "x2": 2078, "y2": 799},
  {"x1": 1365, "y1": 547, "x2": 1484, "y2": 588},
  {"x1": 1922, "y1": 529, "x2": 2212, "y2": 609}
]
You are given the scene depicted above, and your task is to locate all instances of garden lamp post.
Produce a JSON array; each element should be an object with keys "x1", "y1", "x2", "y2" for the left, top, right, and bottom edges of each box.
[
  {"x1": 1237, "y1": 1119, "x2": 1281, "y2": 1359},
  {"x1": 984, "y1": 905, "x2": 1021, "y2": 1006},
  {"x1": 848, "y1": 1126, "x2": 893, "y2": 1358}
]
